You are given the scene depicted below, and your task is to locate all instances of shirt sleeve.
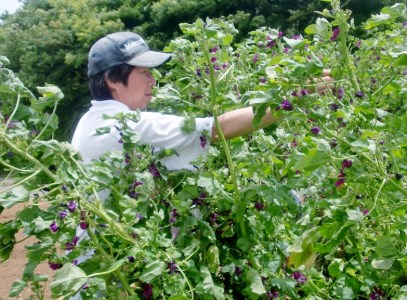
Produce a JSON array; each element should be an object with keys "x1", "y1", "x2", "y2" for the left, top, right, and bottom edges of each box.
[{"x1": 127, "y1": 112, "x2": 214, "y2": 171}]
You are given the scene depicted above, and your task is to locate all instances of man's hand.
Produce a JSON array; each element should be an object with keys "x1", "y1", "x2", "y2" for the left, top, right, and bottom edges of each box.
[{"x1": 304, "y1": 69, "x2": 335, "y2": 95}]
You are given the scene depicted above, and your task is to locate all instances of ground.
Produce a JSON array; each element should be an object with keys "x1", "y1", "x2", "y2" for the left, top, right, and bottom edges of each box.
[{"x1": 0, "y1": 180, "x2": 54, "y2": 300}]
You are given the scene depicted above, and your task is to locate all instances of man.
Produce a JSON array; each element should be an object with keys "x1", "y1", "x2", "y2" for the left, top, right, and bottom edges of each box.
[{"x1": 71, "y1": 31, "x2": 288, "y2": 170}]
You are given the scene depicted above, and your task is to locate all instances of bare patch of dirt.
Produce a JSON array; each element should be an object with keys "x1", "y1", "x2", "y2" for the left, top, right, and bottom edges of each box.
[{"x1": 0, "y1": 180, "x2": 55, "y2": 300}]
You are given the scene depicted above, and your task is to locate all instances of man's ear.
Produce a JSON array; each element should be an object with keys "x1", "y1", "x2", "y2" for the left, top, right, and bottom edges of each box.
[{"x1": 106, "y1": 78, "x2": 119, "y2": 93}]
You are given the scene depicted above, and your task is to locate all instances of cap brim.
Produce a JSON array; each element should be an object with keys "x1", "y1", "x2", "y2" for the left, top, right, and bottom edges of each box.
[{"x1": 126, "y1": 51, "x2": 172, "y2": 68}]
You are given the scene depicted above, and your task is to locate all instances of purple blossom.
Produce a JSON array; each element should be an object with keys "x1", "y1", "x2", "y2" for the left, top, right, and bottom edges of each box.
[
  {"x1": 50, "y1": 222, "x2": 58, "y2": 233},
  {"x1": 292, "y1": 271, "x2": 307, "y2": 284},
  {"x1": 281, "y1": 99, "x2": 293, "y2": 111},
  {"x1": 222, "y1": 62, "x2": 229, "y2": 69},
  {"x1": 200, "y1": 135, "x2": 207, "y2": 148},
  {"x1": 48, "y1": 262, "x2": 62, "y2": 270},
  {"x1": 143, "y1": 284, "x2": 153, "y2": 299},
  {"x1": 252, "y1": 53, "x2": 259, "y2": 64},
  {"x1": 259, "y1": 77, "x2": 267, "y2": 83},
  {"x1": 196, "y1": 68, "x2": 202, "y2": 77},
  {"x1": 67, "y1": 201, "x2": 77, "y2": 212},
  {"x1": 169, "y1": 209, "x2": 178, "y2": 223},
  {"x1": 292, "y1": 34, "x2": 301, "y2": 40},
  {"x1": 148, "y1": 164, "x2": 161, "y2": 178},
  {"x1": 278, "y1": 31, "x2": 284, "y2": 39},
  {"x1": 370, "y1": 287, "x2": 384, "y2": 300},
  {"x1": 311, "y1": 127, "x2": 320, "y2": 134},
  {"x1": 342, "y1": 159, "x2": 353, "y2": 169},
  {"x1": 355, "y1": 40, "x2": 362, "y2": 48},
  {"x1": 167, "y1": 261, "x2": 178, "y2": 274},
  {"x1": 371, "y1": 77, "x2": 377, "y2": 83},
  {"x1": 80, "y1": 222, "x2": 88, "y2": 230},
  {"x1": 254, "y1": 202, "x2": 264, "y2": 210},
  {"x1": 128, "y1": 256, "x2": 135, "y2": 263},
  {"x1": 337, "y1": 87, "x2": 344, "y2": 99},
  {"x1": 211, "y1": 56, "x2": 217, "y2": 63},
  {"x1": 210, "y1": 46, "x2": 219, "y2": 53},
  {"x1": 266, "y1": 40, "x2": 276, "y2": 48},
  {"x1": 301, "y1": 89, "x2": 308, "y2": 96},
  {"x1": 59, "y1": 210, "x2": 68, "y2": 219},
  {"x1": 335, "y1": 178, "x2": 345, "y2": 187},
  {"x1": 65, "y1": 236, "x2": 79, "y2": 251},
  {"x1": 235, "y1": 266, "x2": 242, "y2": 276},
  {"x1": 283, "y1": 47, "x2": 289, "y2": 54},
  {"x1": 266, "y1": 289, "x2": 279, "y2": 299},
  {"x1": 291, "y1": 140, "x2": 298, "y2": 147},
  {"x1": 355, "y1": 90, "x2": 364, "y2": 97},
  {"x1": 330, "y1": 27, "x2": 340, "y2": 41},
  {"x1": 403, "y1": 70, "x2": 407, "y2": 76},
  {"x1": 362, "y1": 208, "x2": 369, "y2": 215},
  {"x1": 330, "y1": 103, "x2": 339, "y2": 111}
]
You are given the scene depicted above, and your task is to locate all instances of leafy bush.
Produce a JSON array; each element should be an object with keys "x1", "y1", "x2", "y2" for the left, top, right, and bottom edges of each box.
[{"x1": 1, "y1": 1, "x2": 407, "y2": 299}]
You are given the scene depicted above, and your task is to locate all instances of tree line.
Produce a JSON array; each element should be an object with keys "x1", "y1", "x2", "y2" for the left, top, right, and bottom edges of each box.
[{"x1": 0, "y1": 0, "x2": 397, "y2": 139}]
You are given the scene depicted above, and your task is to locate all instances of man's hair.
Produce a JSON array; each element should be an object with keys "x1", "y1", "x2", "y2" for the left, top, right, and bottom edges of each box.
[{"x1": 89, "y1": 64, "x2": 135, "y2": 100}]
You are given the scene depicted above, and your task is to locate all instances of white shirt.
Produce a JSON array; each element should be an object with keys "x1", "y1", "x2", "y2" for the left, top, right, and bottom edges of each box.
[{"x1": 71, "y1": 100, "x2": 213, "y2": 170}]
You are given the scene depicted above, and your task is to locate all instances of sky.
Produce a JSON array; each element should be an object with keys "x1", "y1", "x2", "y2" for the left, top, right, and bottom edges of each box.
[{"x1": 0, "y1": 0, "x2": 23, "y2": 15}]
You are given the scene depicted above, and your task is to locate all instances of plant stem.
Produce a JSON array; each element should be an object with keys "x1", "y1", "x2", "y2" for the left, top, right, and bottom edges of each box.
[
  {"x1": 338, "y1": 16, "x2": 360, "y2": 92},
  {"x1": 1, "y1": 134, "x2": 58, "y2": 181},
  {"x1": 87, "y1": 227, "x2": 137, "y2": 297}
]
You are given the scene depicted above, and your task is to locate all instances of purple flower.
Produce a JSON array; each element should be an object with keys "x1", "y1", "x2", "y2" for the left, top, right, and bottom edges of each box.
[
  {"x1": 266, "y1": 289, "x2": 279, "y2": 299},
  {"x1": 65, "y1": 236, "x2": 79, "y2": 251},
  {"x1": 281, "y1": 99, "x2": 293, "y2": 111},
  {"x1": 48, "y1": 262, "x2": 62, "y2": 270},
  {"x1": 291, "y1": 140, "x2": 298, "y2": 147},
  {"x1": 330, "y1": 27, "x2": 340, "y2": 41},
  {"x1": 266, "y1": 40, "x2": 276, "y2": 48},
  {"x1": 342, "y1": 159, "x2": 353, "y2": 169},
  {"x1": 370, "y1": 287, "x2": 384, "y2": 300},
  {"x1": 210, "y1": 46, "x2": 219, "y2": 53},
  {"x1": 211, "y1": 56, "x2": 217, "y2": 63},
  {"x1": 292, "y1": 34, "x2": 301, "y2": 40},
  {"x1": 209, "y1": 212, "x2": 218, "y2": 223},
  {"x1": 371, "y1": 77, "x2": 377, "y2": 83},
  {"x1": 403, "y1": 70, "x2": 407, "y2": 76},
  {"x1": 167, "y1": 261, "x2": 178, "y2": 274},
  {"x1": 337, "y1": 87, "x2": 344, "y2": 99},
  {"x1": 362, "y1": 208, "x2": 369, "y2": 215},
  {"x1": 235, "y1": 266, "x2": 242, "y2": 276},
  {"x1": 355, "y1": 40, "x2": 362, "y2": 48},
  {"x1": 80, "y1": 222, "x2": 88, "y2": 230},
  {"x1": 301, "y1": 89, "x2": 308, "y2": 96},
  {"x1": 254, "y1": 202, "x2": 264, "y2": 210},
  {"x1": 148, "y1": 164, "x2": 161, "y2": 178},
  {"x1": 222, "y1": 62, "x2": 229, "y2": 69},
  {"x1": 67, "y1": 201, "x2": 77, "y2": 212},
  {"x1": 50, "y1": 222, "x2": 58, "y2": 233},
  {"x1": 355, "y1": 91, "x2": 364, "y2": 97},
  {"x1": 169, "y1": 209, "x2": 178, "y2": 223},
  {"x1": 330, "y1": 103, "x2": 339, "y2": 111},
  {"x1": 292, "y1": 271, "x2": 307, "y2": 284},
  {"x1": 278, "y1": 31, "x2": 284, "y2": 39},
  {"x1": 128, "y1": 256, "x2": 135, "y2": 263},
  {"x1": 259, "y1": 77, "x2": 267, "y2": 83},
  {"x1": 143, "y1": 284, "x2": 153, "y2": 299},
  {"x1": 335, "y1": 178, "x2": 345, "y2": 187},
  {"x1": 59, "y1": 210, "x2": 68, "y2": 219},
  {"x1": 252, "y1": 53, "x2": 259, "y2": 64},
  {"x1": 196, "y1": 69, "x2": 202, "y2": 77},
  {"x1": 200, "y1": 135, "x2": 207, "y2": 148},
  {"x1": 311, "y1": 127, "x2": 320, "y2": 134}
]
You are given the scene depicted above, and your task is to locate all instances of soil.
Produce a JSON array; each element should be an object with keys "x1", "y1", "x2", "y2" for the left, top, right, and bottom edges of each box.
[{"x1": 0, "y1": 180, "x2": 55, "y2": 300}]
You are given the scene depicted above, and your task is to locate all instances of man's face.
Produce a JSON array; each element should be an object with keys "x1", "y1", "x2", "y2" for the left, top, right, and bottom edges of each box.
[{"x1": 111, "y1": 67, "x2": 157, "y2": 110}]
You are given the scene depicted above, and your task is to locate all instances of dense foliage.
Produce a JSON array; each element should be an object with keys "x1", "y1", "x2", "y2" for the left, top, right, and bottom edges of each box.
[
  {"x1": 1, "y1": 0, "x2": 407, "y2": 299},
  {"x1": 0, "y1": 0, "x2": 398, "y2": 139}
]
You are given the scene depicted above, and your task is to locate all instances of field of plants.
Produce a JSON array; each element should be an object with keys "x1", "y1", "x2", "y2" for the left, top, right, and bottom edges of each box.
[{"x1": 1, "y1": 0, "x2": 407, "y2": 299}]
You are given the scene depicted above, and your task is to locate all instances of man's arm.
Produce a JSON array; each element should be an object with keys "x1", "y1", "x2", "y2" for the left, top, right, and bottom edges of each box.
[{"x1": 211, "y1": 107, "x2": 281, "y2": 141}]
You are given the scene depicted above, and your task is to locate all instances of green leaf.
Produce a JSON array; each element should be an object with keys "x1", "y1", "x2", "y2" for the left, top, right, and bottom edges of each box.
[
  {"x1": 375, "y1": 236, "x2": 398, "y2": 258},
  {"x1": 247, "y1": 268, "x2": 266, "y2": 295},
  {"x1": 293, "y1": 148, "x2": 331, "y2": 174},
  {"x1": 346, "y1": 209, "x2": 364, "y2": 222},
  {"x1": 50, "y1": 264, "x2": 88, "y2": 297},
  {"x1": 372, "y1": 258, "x2": 394, "y2": 270},
  {"x1": 9, "y1": 279, "x2": 27, "y2": 297},
  {"x1": 0, "y1": 186, "x2": 30, "y2": 209},
  {"x1": 287, "y1": 238, "x2": 316, "y2": 270},
  {"x1": 205, "y1": 245, "x2": 220, "y2": 273},
  {"x1": 139, "y1": 261, "x2": 165, "y2": 283},
  {"x1": 199, "y1": 266, "x2": 225, "y2": 300}
]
